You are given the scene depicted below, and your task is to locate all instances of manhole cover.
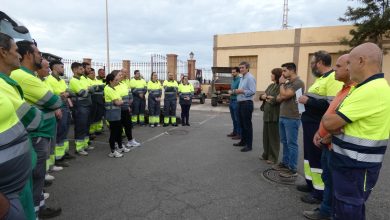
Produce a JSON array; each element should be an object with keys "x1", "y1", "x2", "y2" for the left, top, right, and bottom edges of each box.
[
  {"x1": 262, "y1": 168, "x2": 305, "y2": 185},
  {"x1": 166, "y1": 130, "x2": 189, "y2": 135}
]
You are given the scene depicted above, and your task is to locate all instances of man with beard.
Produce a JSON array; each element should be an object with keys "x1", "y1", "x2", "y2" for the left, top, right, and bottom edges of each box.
[
  {"x1": 0, "y1": 32, "x2": 40, "y2": 220},
  {"x1": 36, "y1": 59, "x2": 63, "y2": 174},
  {"x1": 86, "y1": 68, "x2": 105, "y2": 136},
  {"x1": 130, "y1": 70, "x2": 147, "y2": 126},
  {"x1": 81, "y1": 62, "x2": 95, "y2": 146},
  {"x1": 163, "y1": 72, "x2": 179, "y2": 126},
  {"x1": 303, "y1": 54, "x2": 354, "y2": 220},
  {"x1": 69, "y1": 62, "x2": 93, "y2": 156},
  {"x1": 11, "y1": 40, "x2": 62, "y2": 218},
  {"x1": 46, "y1": 60, "x2": 75, "y2": 167},
  {"x1": 96, "y1": 68, "x2": 106, "y2": 83},
  {"x1": 297, "y1": 51, "x2": 343, "y2": 204}
]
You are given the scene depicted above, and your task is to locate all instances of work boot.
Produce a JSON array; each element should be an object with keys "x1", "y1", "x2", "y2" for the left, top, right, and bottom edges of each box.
[
  {"x1": 89, "y1": 134, "x2": 96, "y2": 140},
  {"x1": 233, "y1": 142, "x2": 245, "y2": 147},
  {"x1": 163, "y1": 124, "x2": 169, "y2": 127},
  {"x1": 227, "y1": 132, "x2": 236, "y2": 137},
  {"x1": 301, "y1": 194, "x2": 321, "y2": 204},
  {"x1": 231, "y1": 135, "x2": 241, "y2": 140},
  {"x1": 55, "y1": 160, "x2": 70, "y2": 167},
  {"x1": 279, "y1": 169, "x2": 298, "y2": 178},
  {"x1": 172, "y1": 123, "x2": 178, "y2": 127},
  {"x1": 303, "y1": 208, "x2": 331, "y2": 220},
  {"x1": 240, "y1": 147, "x2": 252, "y2": 152},
  {"x1": 271, "y1": 163, "x2": 289, "y2": 172},
  {"x1": 297, "y1": 184, "x2": 311, "y2": 193},
  {"x1": 44, "y1": 180, "x2": 53, "y2": 187},
  {"x1": 63, "y1": 153, "x2": 75, "y2": 160},
  {"x1": 38, "y1": 206, "x2": 62, "y2": 219}
]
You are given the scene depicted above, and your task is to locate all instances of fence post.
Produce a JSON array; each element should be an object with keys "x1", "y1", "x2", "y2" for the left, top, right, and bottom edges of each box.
[
  {"x1": 122, "y1": 60, "x2": 130, "y2": 71},
  {"x1": 166, "y1": 54, "x2": 178, "y2": 80},
  {"x1": 187, "y1": 59, "x2": 196, "y2": 80},
  {"x1": 83, "y1": 58, "x2": 92, "y2": 64}
]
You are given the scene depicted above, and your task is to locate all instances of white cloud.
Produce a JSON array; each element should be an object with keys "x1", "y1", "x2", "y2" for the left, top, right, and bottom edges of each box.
[{"x1": 2, "y1": 0, "x2": 359, "y2": 68}]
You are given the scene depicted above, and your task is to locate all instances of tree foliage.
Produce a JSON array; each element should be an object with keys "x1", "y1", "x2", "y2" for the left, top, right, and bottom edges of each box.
[{"x1": 339, "y1": 0, "x2": 390, "y2": 50}]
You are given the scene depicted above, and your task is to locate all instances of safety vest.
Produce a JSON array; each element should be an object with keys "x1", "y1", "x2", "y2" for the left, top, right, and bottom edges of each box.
[
  {"x1": 147, "y1": 80, "x2": 162, "y2": 98},
  {"x1": 115, "y1": 82, "x2": 130, "y2": 111},
  {"x1": 333, "y1": 73, "x2": 390, "y2": 168},
  {"x1": 104, "y1": 85, "x2": 122, "y2": 121},
  {"x1": 45, "y1": 75, "x2": 67, "y2": 96},
  {"x1": 11, "y1": 67, "x2": 62, "y2": 138},
  {"x1": 307, "y1": 70, "x2": 343, "y2": 102},
  {"x1": 130, "y1": 78, "x2": 147, "y2": 98},
  {"x1": 69, "y1": 76, "x2": 92, "y2": 106},
  {"x1": 39, "y1": 77, "x2": 57, "y2": 138},
  {"x1": 121, "y1": 79, "x2": 133, "y2": 102},
  {"x1": 178, "y1": 83, "x2": 194, "y2": 104},
  {"x1": 163, "y1": 80, "x2": 178, "y2": 100},
  {"x1": 0, "y1": 93, "x2": 31, "y2": 196},
  {"x1": 0, "y1": 72, "x2": 42, "y2": 132},
  {"x1": 81, "y1": 75, "x2": 92, "y2": 86}
]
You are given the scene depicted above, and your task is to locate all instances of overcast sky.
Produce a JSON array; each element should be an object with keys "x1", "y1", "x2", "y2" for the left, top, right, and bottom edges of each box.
[{"x1": 2, "y1": 0, "x2": 359, "y2": 68}]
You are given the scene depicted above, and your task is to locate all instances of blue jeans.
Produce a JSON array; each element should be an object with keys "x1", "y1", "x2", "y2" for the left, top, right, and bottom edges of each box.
[
  {"x1": 279, "y1": 117, "x2": 301, "y2": 171},
  {"x1": 229, "y1": 99, "x2": 240, "y2": 135},
  {"x1": 320, "y1": 148, "x2": 332, "y2": 217}
]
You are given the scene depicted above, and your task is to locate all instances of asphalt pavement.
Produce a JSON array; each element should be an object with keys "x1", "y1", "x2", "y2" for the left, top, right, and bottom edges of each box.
[{"x1": 46, "y1": 101, "x2": 390, "y2": 220}]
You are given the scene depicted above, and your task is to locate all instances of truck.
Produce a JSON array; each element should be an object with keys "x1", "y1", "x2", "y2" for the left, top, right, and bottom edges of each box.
[{"x1": 210, "y1": 67, "x2": 232, "y2": 107}]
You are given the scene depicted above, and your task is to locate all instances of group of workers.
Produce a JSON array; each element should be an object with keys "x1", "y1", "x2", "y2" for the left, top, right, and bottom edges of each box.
[
  {"x1": 0, "y1": 31, "x2": 194, "y2": 220},
  {"x1": 228, "y1": 44, "x2": 390, "y2": 220}
]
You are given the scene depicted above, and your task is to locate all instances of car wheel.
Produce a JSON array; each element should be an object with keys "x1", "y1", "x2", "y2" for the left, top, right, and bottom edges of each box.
[
  {"x1": 211, "y1": 97, "x2": 217, "y2": 107},
  {"x1": 200, "y1": 96, "x2": 205, "y2": 104}
]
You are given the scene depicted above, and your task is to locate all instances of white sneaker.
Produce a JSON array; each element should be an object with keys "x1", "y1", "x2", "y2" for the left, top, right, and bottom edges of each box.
[
  {"x1": 86, "y1": 145, "x2": 95, "y2": 150},
  {"x1": 128, "y1": 139, "x2": 141, "y2": 147},
  {"x1": 156, "y1": 124, "x2": 161, "y2": 127},
  {"x1": 108, "y1": 150, "x2": 123, "y2": 158},
  {"x1": 45, "y1": 174, "x2": 55, "y2": 181},
  {"x1": 77, "y1": 150, "x2": 88, "y2": 156},
  {"x1": 50, "y1": 165, "x2": 63, "y2": 172},
  {"x1": 44, "y1": 192, "x2": 50, "y2": 200},
  {"x1": 117, "y1": 147, "x2": 130, "y2": 153},
  {"x1": 150, "y1": 124, "x2": 155, "y2": 128}
]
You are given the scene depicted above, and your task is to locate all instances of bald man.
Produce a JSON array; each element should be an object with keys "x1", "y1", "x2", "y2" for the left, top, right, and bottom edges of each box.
[{"x1": 322, "y1": 43, "x2": 390, "y2": 220}]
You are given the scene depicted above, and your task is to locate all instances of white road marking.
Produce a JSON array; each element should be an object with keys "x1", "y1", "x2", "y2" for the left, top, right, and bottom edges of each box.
[{"x1": 199, "y1": 115, "x2": 217, "y2": 125}]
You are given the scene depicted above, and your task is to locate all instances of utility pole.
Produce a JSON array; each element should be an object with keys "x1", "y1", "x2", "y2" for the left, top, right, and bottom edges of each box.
[
  {"x1": 105, "y1": 0, "x2": 110, "y2": 74},
  {"x1": 282, "y1": 0, "x2": 289, "y2": 29}
]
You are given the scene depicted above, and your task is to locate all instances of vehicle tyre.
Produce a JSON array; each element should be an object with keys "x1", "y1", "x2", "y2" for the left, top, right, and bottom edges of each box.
[
  {"x1": 211, "y1": 97, "x2": 218, "y2": 107},
  {"x1": 200, "y1": 96, "x2": 205, "y2": 104}
]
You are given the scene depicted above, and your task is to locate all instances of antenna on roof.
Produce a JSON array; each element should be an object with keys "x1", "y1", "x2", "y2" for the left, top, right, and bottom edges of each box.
[{"x1": 282, "y1": 0, "x2": 289, "y2": 29}]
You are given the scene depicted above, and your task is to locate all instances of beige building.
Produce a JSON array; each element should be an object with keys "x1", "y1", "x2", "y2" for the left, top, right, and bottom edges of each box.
[{"x1": 213, "y1": 25, "x2": 390, "y2": 93}]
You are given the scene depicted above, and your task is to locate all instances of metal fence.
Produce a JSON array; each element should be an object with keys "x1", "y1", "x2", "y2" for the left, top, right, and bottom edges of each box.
[
  {"x1": 177, "y1": 59, "x2": 187, "y2": 81},
  {"x1": 62, "y1": 54, "x2": 206, "y2": 82}
]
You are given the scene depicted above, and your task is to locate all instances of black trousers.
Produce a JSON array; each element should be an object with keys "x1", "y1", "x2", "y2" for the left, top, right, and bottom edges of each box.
[
  {"x1": 108, "y1": 120, "x2": 122, "y2": 152},
  {"x1": 302, "y1": 121, "x2": 323, "y2": 200},
  {"x1": 238, "y1": 100, "x2": 253, "y2": 149},
  {"x1": 132, "y1": 96, "x2": 146, "y2": 115},
  {"x1": 121, "y1": 110, "x2": 133, "y2": 141},
  {"x1": 164, "y1": 99, "x2": 177, "y2": 117},
  {"x1": 180, "y1": 104, "x2": 191, "y2": 124}
]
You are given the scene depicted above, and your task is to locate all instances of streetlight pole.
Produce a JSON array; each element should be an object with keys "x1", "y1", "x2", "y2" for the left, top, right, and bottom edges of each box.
[{"x1": 105, "y1": 0, "x2": 110, "y2": 74}]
